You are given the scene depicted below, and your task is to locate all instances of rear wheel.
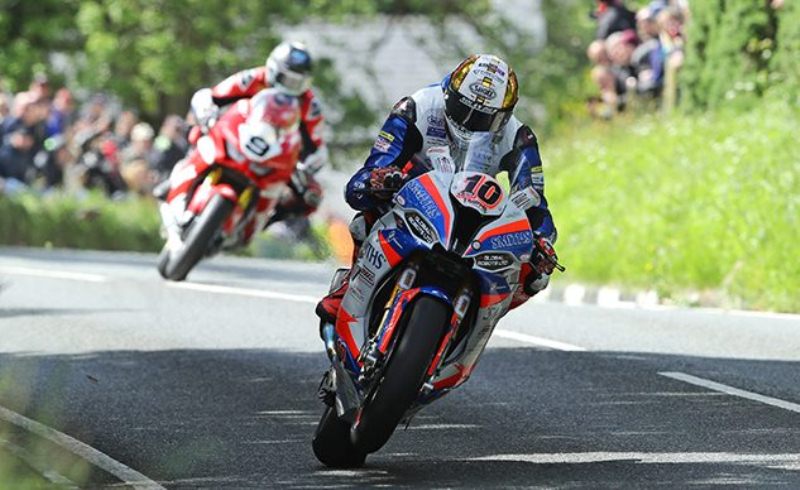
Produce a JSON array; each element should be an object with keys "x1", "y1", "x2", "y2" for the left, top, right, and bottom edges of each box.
[
  {"x1": 164, "y1": 194, "x2": 234, "y2": 281},
  {"x1": 350, "y1": 296, "x2": 449, "y2": 453},
  {"x1": 312, "y1": 405, "x2": 366, "y2": 468}
]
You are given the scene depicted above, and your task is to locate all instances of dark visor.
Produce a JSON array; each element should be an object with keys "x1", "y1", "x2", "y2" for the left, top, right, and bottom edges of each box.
[{"x1": 445, "y1": 87, "x2": 509, "y2": 132}]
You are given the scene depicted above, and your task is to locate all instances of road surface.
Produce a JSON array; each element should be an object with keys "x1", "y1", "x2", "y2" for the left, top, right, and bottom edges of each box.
[{"x1": 0, "y1": 247, "x2": 799, "y2": 488}]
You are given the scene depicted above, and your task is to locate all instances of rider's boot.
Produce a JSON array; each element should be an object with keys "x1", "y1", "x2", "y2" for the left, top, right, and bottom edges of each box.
[
  {"x1": 314, "y1": 211, "x2": 376, "y2": 336},
  {"x1": 509, "y1": 262, "x2": 551, "y2": 310}
]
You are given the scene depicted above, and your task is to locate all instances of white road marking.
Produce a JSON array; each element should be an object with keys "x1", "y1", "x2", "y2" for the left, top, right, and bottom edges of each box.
[
  {"x1": 0, "y1": 405, "x2": 164, "y2": 489},
  {"x1": 494, "y1": 329, "x2": 587, "y2": 352},
  {"x1": 0, "y1": 265, "x2": 107, "y2": 283},
  {"x1": 407, "y1": 423, "x2": 480, "y2": 430},
  {"x1": 659, "y1": 372, "x2": 800, "y2": 414},
  {"x1": 469, "y1": 452, "x2": 800, "y2": 469},
  {"x1": 169, "y1": 282, "x2": 587, "y2": 353},
  {"x1": 166, "y1": 281, "x2": 317, "y2": 303}
]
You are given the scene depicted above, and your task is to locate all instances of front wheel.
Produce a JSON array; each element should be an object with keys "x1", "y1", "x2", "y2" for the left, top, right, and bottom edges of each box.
[
  {"x1": 350, "y1": 296, "x2": 449, "y2": 453},
  {"x1": 312, "y1": 405, "x2": 366, "y2": 468},
  {"x1": 163, "y1": 194, "x2": 234, "y2": 281}
]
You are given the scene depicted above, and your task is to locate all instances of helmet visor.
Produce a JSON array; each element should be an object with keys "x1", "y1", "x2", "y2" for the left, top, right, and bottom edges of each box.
[
  {"x1": 276, "y1": 70, "x2": 310, "y2": 95},
  {"x1": 445, "y1": 88, "x2": 511, "y2": 133}
]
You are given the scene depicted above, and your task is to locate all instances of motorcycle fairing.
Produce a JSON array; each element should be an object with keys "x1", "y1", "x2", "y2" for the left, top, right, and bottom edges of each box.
[{"x1": 335, "y1": 169, "x2": 534, "y2": 403}]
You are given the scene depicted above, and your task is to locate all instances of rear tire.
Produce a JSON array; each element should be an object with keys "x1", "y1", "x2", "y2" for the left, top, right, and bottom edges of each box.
[
  {"x1": 350, "y1": 296, "x2": 449, "y2": 453},
  {"x1": 312, "y1": 405, "x2": 366, "y2": 468},
  {"x1": 164, "y1": 194, "x2": 234, "y2": 281}
]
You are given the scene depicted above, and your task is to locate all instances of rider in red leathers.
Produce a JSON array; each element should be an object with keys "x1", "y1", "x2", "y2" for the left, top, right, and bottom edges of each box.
[
  {"x1": 163, "y1": 89, "x2": 303, "y2": 248},
  {"x1": 189, "y1": 41, "x2": 327, "y2": 224}
]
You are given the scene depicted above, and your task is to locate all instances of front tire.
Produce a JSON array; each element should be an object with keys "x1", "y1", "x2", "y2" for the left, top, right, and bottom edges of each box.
[
  {"x1": 312, "y1": 405, "x2": 366, "y2": 468},
  {"x1": 164, "y1": 194, "x2": 234, "y2": 281},
  {"x1": 350, "y1": 296, "x2": 449, "y2": 453}
]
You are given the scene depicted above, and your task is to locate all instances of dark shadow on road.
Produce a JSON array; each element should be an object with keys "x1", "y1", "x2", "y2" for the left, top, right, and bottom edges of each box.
[
  {"x1": 0, "y1": 348, "x2": 798, "y2": 488},
  {"x1": 0, "y1": 307, "x2": 136, "y2": 319}
]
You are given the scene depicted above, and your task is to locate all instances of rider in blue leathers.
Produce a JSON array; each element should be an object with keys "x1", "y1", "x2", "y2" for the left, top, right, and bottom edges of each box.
[{"x1": 317, "y1": 54, "x2": 559, "y2": 323}]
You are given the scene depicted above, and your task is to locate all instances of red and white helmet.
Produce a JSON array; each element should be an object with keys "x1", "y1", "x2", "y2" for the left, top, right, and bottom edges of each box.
[
  {"x1": 443, "y1": 54, "x2": 519, "y2": 145},
  {"x1": 265, "y1": 41, "x2": 313, "y2": 96}
]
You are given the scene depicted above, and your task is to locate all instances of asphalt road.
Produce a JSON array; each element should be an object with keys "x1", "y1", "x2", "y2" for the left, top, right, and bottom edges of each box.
[{"x1": 0, "y1": 247, "x2": 799, "y2": 488}]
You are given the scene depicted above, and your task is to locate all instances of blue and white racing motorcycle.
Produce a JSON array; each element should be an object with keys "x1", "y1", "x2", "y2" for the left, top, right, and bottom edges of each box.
[{"x1": 312, "y1": 133, "x2": 560, "y2": 467}]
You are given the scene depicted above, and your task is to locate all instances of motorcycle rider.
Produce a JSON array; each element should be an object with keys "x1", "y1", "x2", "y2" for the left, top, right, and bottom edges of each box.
[
  {"x1": 164, "y1": 88, "x2": 303, "y2": 246},
  {"x1": 316, "y1": 54, "x2": 558, "y2": 326},
  {"x1": 189, "y1": 41, "x2": 327, "y2": 224}
]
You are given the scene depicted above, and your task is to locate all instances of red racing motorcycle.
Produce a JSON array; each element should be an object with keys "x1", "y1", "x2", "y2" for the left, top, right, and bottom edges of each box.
[{"x1": 158, "y1": 88, "x2": 302, "y2": 281}]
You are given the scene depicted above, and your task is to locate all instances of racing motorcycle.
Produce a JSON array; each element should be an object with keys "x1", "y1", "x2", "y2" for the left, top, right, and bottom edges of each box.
[
  {"x1": 312, "y1": 133, "x2": 562, "y2": 467},
  {"x1": 157, "y1": 89, "x2": 301, "y2": 281}
]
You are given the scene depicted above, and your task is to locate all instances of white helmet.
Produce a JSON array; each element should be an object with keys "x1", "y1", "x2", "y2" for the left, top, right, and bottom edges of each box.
[
  {"x1": 265, "y1": 41, "x2": 313, "y2": 96},
  {"x1": 443, "y1": 54, "x2": 519, "y2": 146}
]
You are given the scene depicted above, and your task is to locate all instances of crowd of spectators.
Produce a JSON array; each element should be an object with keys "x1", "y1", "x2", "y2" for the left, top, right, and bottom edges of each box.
[
  {"x1": 0, "y1": 75, "x2": 189, "y2": 198},
  {"x1": 587, "y1": 0, "x2": 690, "y2": 118}
]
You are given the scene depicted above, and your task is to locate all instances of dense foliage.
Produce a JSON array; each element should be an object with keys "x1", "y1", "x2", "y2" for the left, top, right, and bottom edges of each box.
[
  {"x1": 0, "y1": 0, "x2": 493, "y2": 124},
  {"x1": 682, "y1": 0, "x2": 799, "y2": 109}
]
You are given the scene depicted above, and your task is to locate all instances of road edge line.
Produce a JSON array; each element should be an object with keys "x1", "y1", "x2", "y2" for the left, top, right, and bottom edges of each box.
[
  {"x1": 0, "y1": 266, "x2": 107, "y2": 283},
  {"x1": 493, "y1": 329, "x2": 587, "y2": 352},
  {"x1": 659, "y1": 371, "x2": 800, "y2": 414},
  {"x1": 165, "y1": 281, "x2": 317, "y2": 303},
  {"x1": 0, "y1": 405, "x2": 164, "y2": 489}
]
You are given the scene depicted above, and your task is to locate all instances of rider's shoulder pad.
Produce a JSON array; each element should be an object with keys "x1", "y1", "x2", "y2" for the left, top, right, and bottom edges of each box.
[
  {"x1": 391, "y1": 97, "x2": 417, "y2": 124},
  {"x1": 513, "y1": 125, "x2": 539, "y2": 151}
]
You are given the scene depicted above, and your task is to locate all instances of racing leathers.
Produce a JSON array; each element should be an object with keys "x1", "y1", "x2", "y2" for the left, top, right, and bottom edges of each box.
[
  {"x1": 207, "y1": 66, "x2": 327, "y2": 221},
  {"x1": 316, "y1": 77, "x2": 558, "y2": 324}
]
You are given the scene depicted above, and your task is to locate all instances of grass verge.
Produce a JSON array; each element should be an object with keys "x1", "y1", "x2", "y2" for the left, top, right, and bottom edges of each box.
[{"x1": 544, "y1": 103, "x2": 800, "y2": 312}]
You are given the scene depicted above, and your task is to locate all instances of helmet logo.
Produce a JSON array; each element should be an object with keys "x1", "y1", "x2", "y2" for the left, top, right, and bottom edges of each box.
[{"x1": 469, "y1": 82, "x2": 497, "y2": 100}]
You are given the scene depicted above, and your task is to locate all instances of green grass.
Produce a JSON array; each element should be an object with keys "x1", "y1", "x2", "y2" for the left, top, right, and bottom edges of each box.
[{"x1": 544, "y1": 103, "x2": 800, "y2": 312}]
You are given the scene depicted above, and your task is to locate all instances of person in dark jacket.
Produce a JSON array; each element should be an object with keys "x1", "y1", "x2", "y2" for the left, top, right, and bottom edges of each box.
[{"x1": 594, "y1": 0, "x2": 637, "y2": 40}]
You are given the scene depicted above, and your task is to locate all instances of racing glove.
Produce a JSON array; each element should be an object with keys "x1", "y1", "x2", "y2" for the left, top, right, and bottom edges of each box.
[
  {"x1": 368, "y1": 167, "x2": 405, "y2": 198},
  {"x1": 190, "y1": 88, "x2": 219, "y2": 129},
  {"x1": 531, "y1": 236, "x2": 558, "y2": 276}
]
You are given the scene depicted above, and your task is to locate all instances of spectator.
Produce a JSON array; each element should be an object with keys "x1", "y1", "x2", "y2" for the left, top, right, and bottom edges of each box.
[
  {"x1": 120, "y1": 122, "x2": 156, "y2": 194},
  {"x1": 28, "y1": 73, "x2": 51, "y2": 101},
  {"x1": 112, "y1": 110, "x2": 138, "y2": 151},
  {"x1": 594, "y1": 0, "x2": 637, "y2": 40},
  {"x1": 0, "y1": 92, "x2": 49, "y2": 188},
  {"x1": 34, "y1": 134, "x2": 72, "y2": 190},
  {"x1": 632, "y1": 7, "x2": 665, "y2": 95},
  {"x1": 46, "y1": 88, "x2": 76, "y2": 138},
  {"x1": 658, "y1": 6, "x2": 685, "y2": 72},
  {"x1": 0, "y1": 93, "x2": 10, "y2": 142},
  {"x1": 152, "y1": 115, "x2": 188, "y2": 178}
]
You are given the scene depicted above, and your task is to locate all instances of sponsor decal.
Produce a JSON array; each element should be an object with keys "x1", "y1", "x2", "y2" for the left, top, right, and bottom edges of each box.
[
  {"x1": 426, "y1": 126, "x2": 447, "y2": 139},
  {"x1": 532, "y1": 166, "x2": 543, "y2": 174},
  {"x1": 407, "y1": 180, "x2": 442, "y2": 222},
  {"x1": 427, "y1": 114, "x2": 445, "y2": 127},
  {"x1": 238, "y1": 69, "x2": 256, "y2": 89},
  {"x1": 477, "y1": 61, "x2": 506, "y2": 77},
  {"x1": 459, "y1": 95, "x2": 496, "y2": 114},
  {"x1": 475, "y1": 252, "x2": 515, "y2": 271},
  {"x1": 378, "y1": 130, "x2": 395, "y2": 142},
  {"x1": 469, "y1": 82, "x2": 497, "y2": 100},
  {"x1": 489, "y1": 231, "x2": 533, "y2": 250},
  {"x1": 373, "y1": 135, "x2": 392, "y2": 152},
  {"x1": 531, "y1": 173, "x2": 544, "y2": 187},
  {"x1": 308, "y1": 97, "x2": 322, "y2": 118},
  {"x1": 405, "y1": 211, "x2": 437, "y2": 243},
  {"x1": 353, "y1": 264, "x2": 375, "y2": 287},
  {"x1": 361, "y1": 242, "x2": 386, "y2": 269}
]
